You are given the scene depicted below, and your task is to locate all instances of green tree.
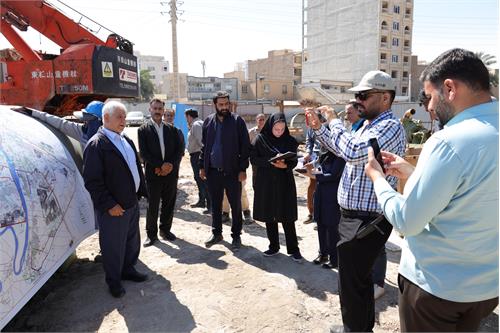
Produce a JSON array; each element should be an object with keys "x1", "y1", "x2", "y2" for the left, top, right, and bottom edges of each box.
[
  {"x1": 140, "y1": 69, "x2": 155, "y2": 101},
  {"x1": 476, "y1": 52, "x2": 498, "y2": 87}
]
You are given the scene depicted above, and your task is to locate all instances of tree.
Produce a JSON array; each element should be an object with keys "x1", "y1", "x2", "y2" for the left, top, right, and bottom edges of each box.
[
  {"x1": 140, "y1": 69, "x2": 155, "y2": 101},
  {"x1": 476, "y1": 52, "x2": 498, "y2": 87}
]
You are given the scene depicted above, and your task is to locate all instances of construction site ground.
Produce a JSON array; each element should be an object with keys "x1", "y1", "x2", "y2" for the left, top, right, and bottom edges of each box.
[{"x1": 4, "y1": 128, "x2": 498, "y2": 332}]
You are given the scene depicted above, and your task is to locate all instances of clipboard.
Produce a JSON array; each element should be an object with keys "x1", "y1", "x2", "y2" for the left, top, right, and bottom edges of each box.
[{"x1": 268, "y1": 151, "x2": 297, "y2": 163}]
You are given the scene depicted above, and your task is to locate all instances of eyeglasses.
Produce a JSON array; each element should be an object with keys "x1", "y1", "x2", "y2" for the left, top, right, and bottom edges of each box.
[{"x1": 354, "y1": 91, "x2": 385, "y2": 101}]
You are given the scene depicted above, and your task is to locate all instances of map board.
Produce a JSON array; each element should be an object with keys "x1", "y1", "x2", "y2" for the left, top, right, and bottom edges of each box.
[{"x1": 0, "y1": 109, "x2": 96, "y2": 329}]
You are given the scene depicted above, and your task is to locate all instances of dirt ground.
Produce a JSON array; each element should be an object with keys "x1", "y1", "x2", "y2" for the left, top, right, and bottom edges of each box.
[{"x1": 4, "y1": 135, "x2": 499, "y2": 332}]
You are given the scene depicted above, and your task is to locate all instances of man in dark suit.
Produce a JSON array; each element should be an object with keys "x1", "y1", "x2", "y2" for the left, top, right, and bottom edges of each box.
[
  {"x1": 138, "y1": 99, "x2": 183, "y2": 247},
  {"x1": 199, "y1": 91, "x2": 250, "y2": 250},
  {"x1": 83, "y1": 101, "x2": 148, "y2": 298}
]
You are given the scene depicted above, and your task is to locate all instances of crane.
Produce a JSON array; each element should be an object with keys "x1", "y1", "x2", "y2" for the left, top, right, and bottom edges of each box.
[{"x1": 0, "y1": 0, "x2": 139, "y2": 115}]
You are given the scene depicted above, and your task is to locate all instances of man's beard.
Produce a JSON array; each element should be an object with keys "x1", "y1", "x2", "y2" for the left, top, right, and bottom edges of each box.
[
  {"x1": 216, "y1": 107, "x2": 230, "y2": 117},
  {"x1": 359, "y1": 105, "x2": 380, "y2": 120},
  {"x1": 435, "y1": 92, "x2": 456, "y2": 128}
]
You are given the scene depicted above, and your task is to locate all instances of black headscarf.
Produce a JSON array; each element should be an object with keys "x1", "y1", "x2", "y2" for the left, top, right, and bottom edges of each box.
[{"x1": 259, "y1": 113, "x2": 293, "y2": 153}]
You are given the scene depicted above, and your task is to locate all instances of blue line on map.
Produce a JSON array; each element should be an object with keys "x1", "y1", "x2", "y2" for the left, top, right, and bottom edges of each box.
[{"x1": 0, "y1": 147, "x2": 29, "y2": 276}]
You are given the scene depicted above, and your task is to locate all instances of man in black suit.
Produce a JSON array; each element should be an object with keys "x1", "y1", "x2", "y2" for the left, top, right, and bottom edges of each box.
[
  {"x1": 199, "y1": 91, "x2": 250, "y2": 250},
  {"x1": 138, "y1": 99, "x2": 183, "y2": 247},
  {"x1": 83, "y1": 101, "x2": 148, "y2": 298}
]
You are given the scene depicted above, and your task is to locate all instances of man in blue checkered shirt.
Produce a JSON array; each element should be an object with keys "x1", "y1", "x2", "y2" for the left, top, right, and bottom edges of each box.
[{"x1": 306, "y1": 70, "x2": 406, "y2": 332}]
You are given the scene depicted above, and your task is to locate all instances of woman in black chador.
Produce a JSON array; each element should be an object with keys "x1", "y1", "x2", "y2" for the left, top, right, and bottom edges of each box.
[{"x1": 251, "y1": 113, "x2": 302, "y2": 262}]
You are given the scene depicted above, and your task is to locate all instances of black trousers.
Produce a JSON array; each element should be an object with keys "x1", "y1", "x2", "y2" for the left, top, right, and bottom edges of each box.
[
  {"x1": 314, "y1": 180, "x2": 341, "y2": 262},
  {"x1": 265, "y1": 221, "x2": 299, "y2": 254},
  {"x1": 190, "y1": 152, "x2": 210, "y2": 205},
  {"x1": 337, "y1": 211, "x2": 393, "y2": 332},
  {"x1": 398, "y1": 274, "x2": 499, "y2": 332},
  {"x1": 145, "y1": 174, "x2": 177, "y2": 239},
  {"x1": 97, "y1": 204, "x2": 140, "y2": 289},
  {"x1": 206, "y1": 169, "x2": 242, "y2": 238}
]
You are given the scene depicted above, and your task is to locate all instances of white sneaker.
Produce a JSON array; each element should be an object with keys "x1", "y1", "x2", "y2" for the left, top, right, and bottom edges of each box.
[{"x1": 374, "y1": 284, "x2": 385, "y2": 300}]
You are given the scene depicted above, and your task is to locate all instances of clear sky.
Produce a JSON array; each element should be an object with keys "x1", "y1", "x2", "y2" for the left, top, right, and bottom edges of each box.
[{"x1": 0, "y1": 0, "x2": 498, "y2": 77}]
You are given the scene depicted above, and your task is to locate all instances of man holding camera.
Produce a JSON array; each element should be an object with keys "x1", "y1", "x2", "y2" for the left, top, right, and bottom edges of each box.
[{"x1": 306, "y1": 71, "x2": 406, "y2": 332}]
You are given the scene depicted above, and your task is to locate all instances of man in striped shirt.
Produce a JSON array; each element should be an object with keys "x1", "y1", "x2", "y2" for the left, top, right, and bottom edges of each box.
[{"x1": 306, "y1": 70, "x2": 406, "y2": 332}]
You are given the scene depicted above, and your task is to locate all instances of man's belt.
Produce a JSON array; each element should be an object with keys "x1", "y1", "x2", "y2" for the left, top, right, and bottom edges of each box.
[
  {"x1": 340, "y1": 208, "x2": 379, "y2": 218},
  {"x1": 340, "y1": 209, "x2": 387, "y2": 239}
]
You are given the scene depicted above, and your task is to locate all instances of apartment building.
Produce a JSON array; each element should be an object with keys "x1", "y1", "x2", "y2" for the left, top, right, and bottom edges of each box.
[
  {"x1": 224, "y1": 49, "x2": 301, "y2": 101},
  {"x1": 187, "y1": 76, "x2": 239, "y2": 101},
  {"x1": 135, "y1": 52, "x2": 170, "y2": 93},
  {"x1": 302, "y1": 0, "x2": 414, "y2": 97}
]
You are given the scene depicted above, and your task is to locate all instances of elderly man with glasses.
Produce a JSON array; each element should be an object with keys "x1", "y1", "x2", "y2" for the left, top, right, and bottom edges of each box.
[{"x1": 306, "y1": 70, "x2": 406, "y2": 332}]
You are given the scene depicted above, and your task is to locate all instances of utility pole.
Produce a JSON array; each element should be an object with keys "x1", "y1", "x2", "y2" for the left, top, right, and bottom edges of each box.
[
  {"x1": 301, "y1": 0, "x2": 306, "y2": 85},
  {"x1": 255, "y1": 72, "x2": 258, "y2": 104},
  {"x1": 161, "y1": 1, "x2": 183, "y2": 101},
  {"x1": 201, "y1": 60, "x2": 206, "y2": 77}
]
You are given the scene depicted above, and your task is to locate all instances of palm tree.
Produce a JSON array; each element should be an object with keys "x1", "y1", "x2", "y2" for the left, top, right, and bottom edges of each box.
[{"x1": 475, "y1": 52, "x2": 498, "y2": 87}]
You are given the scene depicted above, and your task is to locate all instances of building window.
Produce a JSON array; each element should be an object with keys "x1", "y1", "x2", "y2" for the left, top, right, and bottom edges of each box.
[
  {"x1": 150, "y1": 74, "x2": 156, "y2": 79},
  {"x1": 242, "y1": 85, "x2": 248, "y2": 94},
  {"x1": 405, "y1": 8, "x2": 412, "y2": 16},
  {"x1": 380, "y1": 53, "x2": 387, "y2": 60},
  {"x1": 340, "y1": 86, "x2": 346, "y2": 93},
  {"x1": 402, "y1": 86, "x2": 408, "y2": 95},
  {"x1": 381, "y1": 21, "x2": 388, "y2": 30},
  {"x1": 403, "y1": 71, "x2": 408, "y2": 78},
  {"x1": 381, "y1": 36, "x2": 387, "y2": 43},
  {"x1": 404, "y1": 40, "x2": 410, "y2": 47},
  {"x1": 382, "y1": 1, "x2": 388, "y2": 12},
  {"x1": 392, "y1": 55, "x2": 399, "y2": 63},
  {"x1": 393, "y1": 21, "x2": 400, "y2": 31},
  {"x1": 264, "y1": 84, "x2": 270, "y2": 93},
  {"x1": 282, "y1": 85, "x2": 288, "y2": 94},
  {"x1": 404, "y1": 26, "x2": 410, "y2": 34},
  {"x1": 392, "y1": 38, "x2": 399, "y2": 46},
  {"x1": 403, "y1": 56, "x2": 409, "y2": 63},
  {"x1": 394, "y1": 5, "x2": 400, "y2": 13},
  {"x1": 147, "y1": 66, "x2": 155, "y2": 71},
  {"x1": 163, "y1": 66, "x2": 168, "y2": 71},
  {"x1": 380, "y1": 69, "x2": 387, "y2": 73},
  {"x1": 391, "y1": 70, "x2": 398, "y2": 78}
]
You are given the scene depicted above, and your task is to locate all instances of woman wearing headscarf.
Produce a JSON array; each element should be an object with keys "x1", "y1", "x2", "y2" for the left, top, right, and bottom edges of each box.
[{"x1": 251, "y1": 113, "x2": 302, "y2": 262}]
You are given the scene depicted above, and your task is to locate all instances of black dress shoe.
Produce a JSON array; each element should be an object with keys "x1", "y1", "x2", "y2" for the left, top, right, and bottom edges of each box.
[
  {"x1": 109, "y1": 285, "x2": 126, "y2": 298},
  {"x1": 191, "y1": 201, "x2": 205, "y2": 208},
  {"x1": 205, "y1": 234, "x2": 223, "y2": 248},
  {"x1": 313, "y1": 254, "x2": 329, "y2": 265},
  {"x1": 122, "y1": 271, "x2": 148, "y2": 282},
  {"x1": 203, "y1": 208, "x2": 212, "y2": 214},
  {"x1": 160, "y1": 231, "x2": 176, "y2": 241},
  {"x1": 231, "y1": 237, "x2": 242, "y2": 250},
  {"x1": 143, "y1": 237, "x2": 157, "y2": 247},
  {"x1": 322, "y1": 260, "x2": 338, "y2": 269}
]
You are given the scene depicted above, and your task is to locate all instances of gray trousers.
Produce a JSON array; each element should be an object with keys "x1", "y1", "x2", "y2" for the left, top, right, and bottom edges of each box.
[{"x1": 97, "y1": 203, "x2": 140, "y2": 288}]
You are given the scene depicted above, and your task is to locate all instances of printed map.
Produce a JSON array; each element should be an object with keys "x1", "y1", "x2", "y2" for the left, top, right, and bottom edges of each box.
[{"x1": 0, "y1": 109, "x2": 95, "y2": 329}]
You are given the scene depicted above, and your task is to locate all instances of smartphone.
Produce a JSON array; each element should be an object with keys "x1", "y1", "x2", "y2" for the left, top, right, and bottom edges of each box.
[{"x1": 368, "y1": 138, "x2": 385, "y2": 173}]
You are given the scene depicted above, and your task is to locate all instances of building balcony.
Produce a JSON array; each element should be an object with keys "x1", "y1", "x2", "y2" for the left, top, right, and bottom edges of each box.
[
  {"x1": 404, "y1": 46, "x2": 411, "y2": 52},
  {"x1": 405, "y1": 14, "x2": 411, "y2": 19},
  {"x1": 404, "y1": 30, "x2": 411, "y2": 35},
  {"x1": 381, "y1": 26, "x2": 388, "y2": 30},
  {"x1": 402, "y1": 77, "x2": 409, "y2": 82},
  {"x1": 380, "y1": 42, "x2": 388, "y2": 48},
  {"x1": 380, "y1": 59, "x2": 387, "y2": 64},
  {"x1": 382, "y1": 8, "x2": 388, "y2": 13}
]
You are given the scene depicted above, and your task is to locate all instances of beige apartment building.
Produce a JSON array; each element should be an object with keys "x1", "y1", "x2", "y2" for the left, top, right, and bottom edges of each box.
[
  {"x1": 224, "y1": 50, "x2": 301, "y2": 101},
  {"x1": 302, "y1": 0, "x2": 414, "y2": 98}
]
